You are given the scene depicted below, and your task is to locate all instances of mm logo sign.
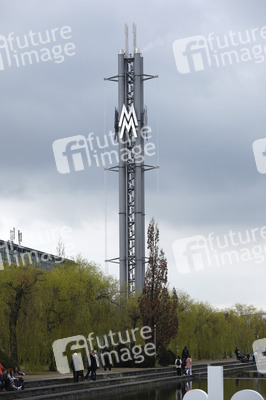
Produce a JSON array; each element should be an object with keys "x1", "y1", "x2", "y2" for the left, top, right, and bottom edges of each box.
[{"x1": 119, "y1": 104, "x2": 138, "y2": 139}]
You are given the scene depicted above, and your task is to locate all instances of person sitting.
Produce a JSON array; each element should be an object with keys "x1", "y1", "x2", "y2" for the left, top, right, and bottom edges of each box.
[
  {"x1": 9, "y1": 377, "x2": 22, "y2": 391},
  {"x1": 13, "y1": 366, "x2": 25, "y2": 389},
  {"x1": 6, "y1": 368, "x2": 13, "y2": 381},
  {"x1": 2, "y1": 369, "x2": 10, "y2": 391},
  {"x1": 3, "y1": 369, "x2": 21, "y2": 391}
]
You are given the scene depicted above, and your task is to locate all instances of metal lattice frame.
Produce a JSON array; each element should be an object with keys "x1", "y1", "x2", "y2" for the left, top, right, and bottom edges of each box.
[
  {"x1": 105, "y1": 24, "x2": 158, "y2": 295},
  {"x1": 125, "y1": 57, "x2": 136, "y2": 291}
]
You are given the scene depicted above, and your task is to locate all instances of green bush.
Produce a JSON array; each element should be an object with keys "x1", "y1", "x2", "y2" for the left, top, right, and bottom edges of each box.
[{"x1": 158, "y1": 347, "x2": 176, "y2": 366}]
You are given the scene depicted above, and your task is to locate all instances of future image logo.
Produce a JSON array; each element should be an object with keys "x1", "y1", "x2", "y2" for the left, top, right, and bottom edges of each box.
[
  {"x1": 53, "y1": 135, "x2": 91, "y2": 174},
  {"x1": 52, "y1": 326, "x2": 156, "y2": 374},
  {"x1": 0, "y1": 26, "x2": 76, "y2": 71},
  {"x1": 253, "y1": 338, "x2": 266, "y2": 374},
  {"x1": 172, "y1": 235, "x2": 211, "y2": 274},
  {"x1": 53, "y1": 335, "x2": 89, "y2": 374},
  {"x1": 172, "y1": 35, "x2": 211, "y2": 74},
  {"x1": 173, "y1": 26, "x2": 266, "y2": 74},
  {"x1": 52, "y1": 127, "x2": 156, "y2": 174},
  {"x1": 253, "y1": 138, "x2": 266, "y2": 174},
  {"x1": 173, "y1": 226, "x2": 266, "y2": 274}
]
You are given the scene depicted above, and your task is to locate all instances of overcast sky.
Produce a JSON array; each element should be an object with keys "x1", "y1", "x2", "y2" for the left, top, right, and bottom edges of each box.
[{"x1": 1, "y1": 0, "x2": 266, "y2": 309}]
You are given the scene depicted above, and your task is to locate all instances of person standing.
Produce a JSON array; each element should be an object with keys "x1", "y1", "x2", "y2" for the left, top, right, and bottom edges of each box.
[
  {"x1": 181, "y1": 357, "x2": 186, "y2": 375},
  {"x1": 0, "y1": 364, "x2": 8, "y2": 391},
  {"x1": 185, "y1": 355, "x2": 192, "y2": 376},
  {"x1": 94, "y1": 350, "x2": 100, "y2": 369},
  {"x1": 175, "y1": 356, "x2": 182, "y2": 376},
  {"x1": 102, "y1": 347, "x2": 112, "y2": 372},
  {"x1": 0, "y1": 363, "x2": 4, "y2": 391},
  {"x1": 84, "y1": 354, "x2": 91, "y2": 380},
  {"x1": 90, "y1": 351, "x2": 97, "y2": 381},
  {"x1": 182, "y1": 346, "x2": 189, "y2": 361},
  {"x1": 71, "y1": 352, "x2": 84, "y2": 383},
  {"x1": 235, "y1": 347, "x2": 240, "y2": 360}
]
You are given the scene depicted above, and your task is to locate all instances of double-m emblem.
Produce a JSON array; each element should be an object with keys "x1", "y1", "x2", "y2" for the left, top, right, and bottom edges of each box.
[{"x1": 119, "y1": 104, "x2": 138, "y2": 139}]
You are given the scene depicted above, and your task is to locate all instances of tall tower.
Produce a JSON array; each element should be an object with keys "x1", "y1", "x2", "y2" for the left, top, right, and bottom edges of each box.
[{"x1": 105, "y1": 24, "x2": 157, "y2": 293}]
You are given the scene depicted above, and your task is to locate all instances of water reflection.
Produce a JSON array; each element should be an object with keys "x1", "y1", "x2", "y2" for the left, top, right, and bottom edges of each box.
[
  {"x1": 115, "y1": 368, "x2": 266, "y2": 400},
  {"x1": 175, "y1": 381, "x2": 192, "y2": 399}
]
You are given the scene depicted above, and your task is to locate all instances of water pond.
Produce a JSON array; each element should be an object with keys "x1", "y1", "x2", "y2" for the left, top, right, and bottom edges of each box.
[{"x1": 114, "y1": 367, "x2": 266, "y2": 400}]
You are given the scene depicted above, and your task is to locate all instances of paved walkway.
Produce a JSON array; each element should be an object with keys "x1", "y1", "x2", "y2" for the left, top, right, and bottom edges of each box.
[{"x1": 23, "y1": 358, "x2": 236, "y2": 381}]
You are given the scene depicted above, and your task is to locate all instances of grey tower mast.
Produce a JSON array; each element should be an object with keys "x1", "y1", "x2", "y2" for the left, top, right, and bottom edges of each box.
[{"x1": 105, "y1": 24, "x2": 157, "y2": 293}]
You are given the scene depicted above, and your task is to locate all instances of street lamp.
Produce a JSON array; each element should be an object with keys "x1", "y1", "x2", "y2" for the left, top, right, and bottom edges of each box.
[{"x1": 154, "y1": 324, "x2": 156, "y2": 367}]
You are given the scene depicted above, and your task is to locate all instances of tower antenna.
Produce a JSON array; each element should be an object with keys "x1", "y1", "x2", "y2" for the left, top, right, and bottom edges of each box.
[
  {"x1": 10, "y1": 227, "x2": 15, "y2": 242},
  {"x1": 132, "y1": 23, "x2": 136, "y2": 52},
  {"x1": 124, "y1": 23, "x2": 128, "y2": 57},
  {"x1": 18, "y1": 230, "x2": 22, "y2": 246}
]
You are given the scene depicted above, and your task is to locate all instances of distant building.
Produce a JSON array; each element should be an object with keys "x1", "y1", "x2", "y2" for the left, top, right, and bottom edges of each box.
[{"x1": 0, "y1": 239, "x2": 65, "y2": 270}]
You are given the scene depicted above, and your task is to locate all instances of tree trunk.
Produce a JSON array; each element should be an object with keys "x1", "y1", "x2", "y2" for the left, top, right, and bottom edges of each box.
[{"x1": 9, "y1": 290, "x2": 23, "y2": 361}]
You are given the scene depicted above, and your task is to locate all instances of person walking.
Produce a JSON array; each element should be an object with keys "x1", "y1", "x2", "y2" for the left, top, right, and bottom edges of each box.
[
  {"x1": 175, "y1": 356, "x2": 182, "y2": 376},
  {"x1": 185, "y1": 355, "x2": 192, "y2": 376},
  {"x1": 181, "y1": 357, "x2": 186, "y2": 375},
  {"x1": 84, "y1": 353, "x2": 91, "y2": 380}
]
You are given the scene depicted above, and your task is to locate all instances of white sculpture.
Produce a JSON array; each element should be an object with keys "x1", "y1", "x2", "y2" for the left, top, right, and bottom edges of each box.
[{"x1": 183, "y1": 366, "x2": 264, "y2": 400}]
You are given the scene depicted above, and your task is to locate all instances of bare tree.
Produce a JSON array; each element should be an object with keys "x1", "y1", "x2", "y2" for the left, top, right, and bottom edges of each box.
[{"x1": 56, "y1": 237, "x2": 66, "y2": 259}]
